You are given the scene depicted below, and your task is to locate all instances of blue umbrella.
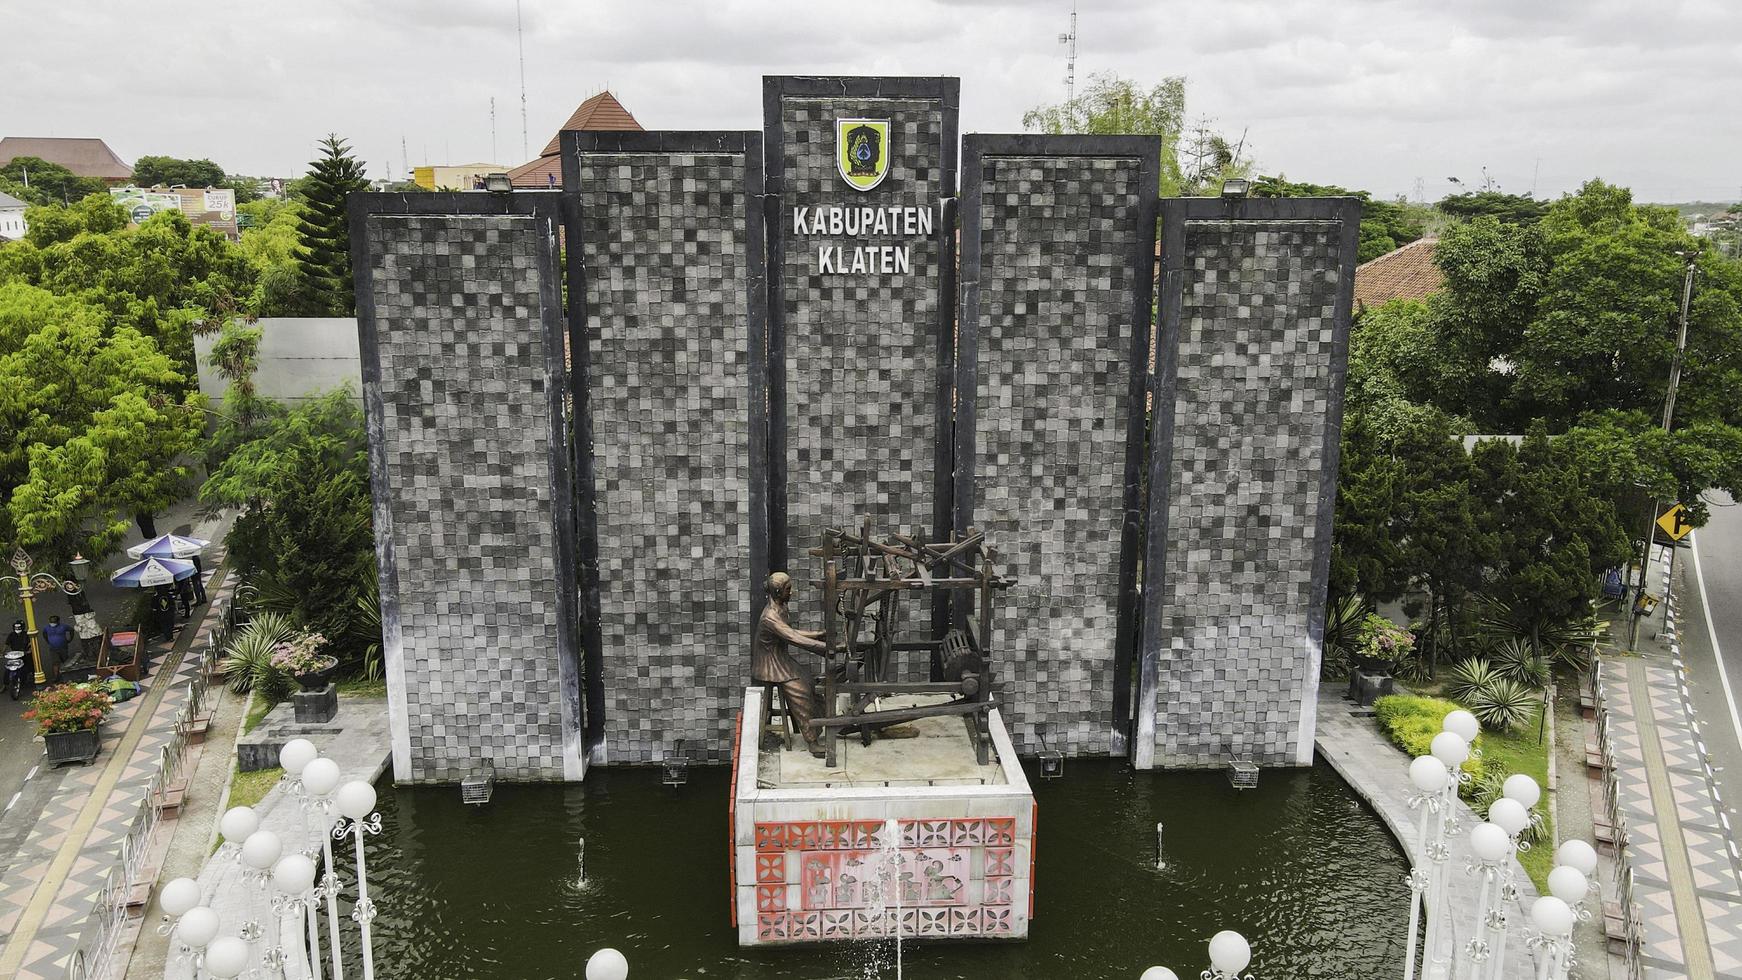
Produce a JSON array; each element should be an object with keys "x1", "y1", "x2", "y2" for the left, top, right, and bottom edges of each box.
[
  {"x1": 110, "y1": 557, "x2": 197, "y2": 589},
  {"x1": 126, "y1": 534, "x2": 211, "y2": 560}
]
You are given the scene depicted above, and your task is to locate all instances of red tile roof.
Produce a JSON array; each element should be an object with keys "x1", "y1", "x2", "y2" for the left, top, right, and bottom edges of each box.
[
  {"x1": 511, "y1": 91, "x2": 645, "y2": 189},
  {"x1": 1354, "y1": 237, "x2": 1442, "y2": 311},
  {"x1": 0, "y1": 137, "x2": 133, "y2": 181}
]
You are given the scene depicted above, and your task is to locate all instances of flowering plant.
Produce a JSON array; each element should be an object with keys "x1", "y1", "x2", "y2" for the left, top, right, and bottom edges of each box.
[
  {"x1": 1355, "y1": 613, "x2": 1415, "y2": 663},
  {"x1": 268, "y1": 631, "x2": 332, "y2": 676},
  {"x1": 23, "y1": 682, "x2": 115, "y2": 735}
]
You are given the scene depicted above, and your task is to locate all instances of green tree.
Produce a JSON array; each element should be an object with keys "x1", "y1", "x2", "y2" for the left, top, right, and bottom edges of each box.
[
  {"x1": 0, "y1": 283, "x2": 203, "y2": 563},
  {"x1": 200, "y1": 389, "x2": 375, "y2": 662},
  {"x1": 238, "y1": 198, "x2": 319, "y2": 316},
  {"x1": 0, "y1": 198, "x2": 256, "y2": 376},
  {"x1": 1252, "y1": 176, "x2": 1428, "y2": 262},
  {"x1": 1437, "y1": 191, "x2": 1548, "y2": 225},
  {"x1": 295, "y1": 136, "x2": 369, "y2": 316},
  {"x1": 1023, "y1": 74, "x2": 1192, "y2": 195},
  {"x1": 131, "y1": 155, "x2": 226, "y2": 188},
  {"x1": 0, "y1": 157, "x2": 106, "y2": 207}
]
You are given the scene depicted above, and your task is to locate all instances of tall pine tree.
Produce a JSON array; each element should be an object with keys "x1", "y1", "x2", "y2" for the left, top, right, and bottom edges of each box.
[{"x1": 295, "y1": 135, "x2": 369, "y2": 315}]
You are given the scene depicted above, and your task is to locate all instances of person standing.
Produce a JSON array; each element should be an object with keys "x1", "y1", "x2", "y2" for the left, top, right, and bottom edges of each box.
[
  {"x1": 65, "y1": 582, "x2": 102, "y2": 665},
  {"x1": 40, "y1": 615, "x2": 71, "y2": 684},
  {"x1": 752, "y1": 572, "x2": 832, "y2": 758},
  {"x1": 190, "y1": 554, "x2": 208, "y2": 605}
]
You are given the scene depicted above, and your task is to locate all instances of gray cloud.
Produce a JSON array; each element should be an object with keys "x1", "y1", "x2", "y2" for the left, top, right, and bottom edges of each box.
[{"x1": 2, "y1": 0, "x2": 1737, "y2": 201}]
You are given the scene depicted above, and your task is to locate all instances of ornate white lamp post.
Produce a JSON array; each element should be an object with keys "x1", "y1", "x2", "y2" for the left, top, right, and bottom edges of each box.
[
  {"x1": 335, "y1": 779, "x2": 382, "y2": 980},
  {"x1": 301, "y1": 756, "x2": 346, "y2": 980},
  {"x1": 1424, "y1": 726, "x2": 1472, "y2": 975},
  {"x1": 1404, "y1": 754, "x2": 1452, "y2": 980},
  {"x1": 1462, "y1": 821, "x2": 1511, "y2": 978},
  {"x1": 1524, "y1": 896, "x2": 1574, "y2": 980}
]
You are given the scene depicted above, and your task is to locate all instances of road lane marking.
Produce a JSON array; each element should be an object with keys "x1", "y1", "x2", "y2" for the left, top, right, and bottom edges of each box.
[{"x1": 1691, "y1": 530, "x2": 1742, "y2": 757}]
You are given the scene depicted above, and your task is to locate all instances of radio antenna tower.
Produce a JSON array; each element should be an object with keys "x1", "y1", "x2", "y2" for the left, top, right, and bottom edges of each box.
[
  {"x1": 1058, "y1": 2, "x2": 1078, "y2": 101},
  {"x1": 516, "y1": 0, "x2": 530, "y2": 160},
  {"x1": 491, "y1": 97, "x2": 498, "y2": 163}
]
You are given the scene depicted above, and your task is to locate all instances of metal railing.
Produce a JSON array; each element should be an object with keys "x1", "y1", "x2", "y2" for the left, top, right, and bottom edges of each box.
[
  {"x1": 64, "y1": 582, "x2": 236, "y2": 980},
  {"x1": 1590, "y1": 659, "x2": 1644, "y2": 980}
]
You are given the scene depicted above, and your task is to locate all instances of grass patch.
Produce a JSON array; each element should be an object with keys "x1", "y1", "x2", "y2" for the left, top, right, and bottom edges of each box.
[
  {"x1": 227, "y1": 765, "x2": 283, "y2": 812},
  {"x1": 1374, "y1": 691, "x2": 1555, "y2": 893},
  {"x1": 242, "y1": 690, "x2": 276, "y2": 734},
  {"x1": 337, "y1": 677, "x2": 387, "y2": 699},
  {"x1": 1475, "y1": 698, "x2": 1554, "y2": 891}
]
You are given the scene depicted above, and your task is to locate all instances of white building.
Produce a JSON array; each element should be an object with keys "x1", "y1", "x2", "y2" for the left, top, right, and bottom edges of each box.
[{"x1": 0, "y1": 191, "x2": 26, "y2": 241}]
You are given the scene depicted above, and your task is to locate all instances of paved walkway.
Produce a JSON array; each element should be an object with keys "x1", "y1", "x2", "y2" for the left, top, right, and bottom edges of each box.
[
  {"x1": 0, "y1": 552, "x2": 233, "y2": 978},
  {"x1": 1317, "y1": 687, "x2": 1539, "y2": 980},
  {"x1": 1597, "y1": 553, "x2": 1742, "y2": 978}
]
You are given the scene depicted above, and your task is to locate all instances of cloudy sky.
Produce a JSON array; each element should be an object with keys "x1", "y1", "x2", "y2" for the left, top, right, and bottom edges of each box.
[{"x1": 8, "y1": 0, "x2": 1740, "y2": 202}]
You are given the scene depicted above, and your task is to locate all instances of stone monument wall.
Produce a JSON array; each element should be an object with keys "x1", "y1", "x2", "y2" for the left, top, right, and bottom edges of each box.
[
  {"x1": 764, "y1": 78, "x2": 958, "y2": 645},
  {"x1": 1138, "y1": 198, "x2": 1359, "y2": 768},
  {"x1": 562, "y1": 132, "x2": 766, "y2": 764},
  {"x1": 351, "y1": 194, "x2": 585, "y2": 783},
  {"x1": 956, "y1": 136, "x2": 1158, "y2": 756}
]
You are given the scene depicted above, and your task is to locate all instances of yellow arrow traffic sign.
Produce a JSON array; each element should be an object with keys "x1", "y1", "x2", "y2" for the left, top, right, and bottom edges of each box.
[{"x1": 1657, "y1": 503, "x2": 1693, "y2": 541}]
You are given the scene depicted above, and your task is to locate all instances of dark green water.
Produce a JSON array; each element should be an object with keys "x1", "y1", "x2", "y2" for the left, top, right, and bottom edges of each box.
[{"x1": 349, "y1": 760, "x2": 1407, "y2": 979}]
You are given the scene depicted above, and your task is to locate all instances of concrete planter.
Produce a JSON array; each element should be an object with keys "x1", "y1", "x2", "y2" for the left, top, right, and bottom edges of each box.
[{"x1": 44, "y1": 726, "x2": 101, "y2": 767}]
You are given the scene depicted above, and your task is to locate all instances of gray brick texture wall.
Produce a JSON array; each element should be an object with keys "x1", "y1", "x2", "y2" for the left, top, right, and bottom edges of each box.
[
  {"x1": 970, "y1": 156, "x2": 1143, "y2": 755},
  {"x1": 362, "y1": 212, "x2": 575, "y2": 781},
  {"x1": 1150, "y1": 220, "x2": 1342, "y2": 767},
  {"x1": 575, "y1": 152, "x2": 753, "y2": 763}
]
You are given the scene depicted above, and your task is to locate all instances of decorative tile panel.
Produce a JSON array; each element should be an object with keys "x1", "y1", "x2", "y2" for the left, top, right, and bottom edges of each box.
[{"x1": 572, "y1": 144, "x2": 757, "y2": 763}]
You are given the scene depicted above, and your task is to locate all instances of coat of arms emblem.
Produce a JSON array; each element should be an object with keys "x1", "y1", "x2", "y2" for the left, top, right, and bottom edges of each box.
[{"x1": 835, "y1": 118, "x2": 891, "y2": 192}]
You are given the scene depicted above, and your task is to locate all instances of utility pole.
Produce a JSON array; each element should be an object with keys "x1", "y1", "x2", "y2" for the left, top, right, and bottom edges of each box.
[
  {"x1": 517, "y1": 0, "x2": 530, "y2": 161},
  {"x1": 1058, "y1": 2, "x2": 1077, "y2": 102},
  {"x1": 1631, "y1": 251, "x2": 1700, "y2": 650}
]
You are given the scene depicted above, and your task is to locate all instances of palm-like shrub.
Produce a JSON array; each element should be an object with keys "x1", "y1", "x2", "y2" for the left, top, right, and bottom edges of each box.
[
  {"x1": 1489, "y1": 639, "x2": 1550, "y2": 689},
  {"x1": 1444, "y1": 658, "x2": 1496, "y2": 704},
  {"x1": 1469, "y1": 677, "x2": 1537, "y2": 732},
  {"x1": 221, "y1": 611, "x2": 297, "y2": 699}
]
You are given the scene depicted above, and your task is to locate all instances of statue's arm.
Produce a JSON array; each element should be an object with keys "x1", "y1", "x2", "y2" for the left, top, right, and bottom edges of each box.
[{"x1": 768, "y1": 617, "x2": 829, "y2": 653}]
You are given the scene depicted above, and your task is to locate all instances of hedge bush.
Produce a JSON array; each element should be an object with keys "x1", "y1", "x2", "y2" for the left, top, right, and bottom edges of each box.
[{"x1": 1373, "y1": 694, "x2": 1484, "y2": 796}]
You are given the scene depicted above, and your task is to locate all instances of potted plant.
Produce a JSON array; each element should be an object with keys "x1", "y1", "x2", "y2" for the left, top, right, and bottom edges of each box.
[
  {"x1": 1352, "y1": 613, "x2": 1415, "y2": 676},
  {"x1": 270, "y1": 631, "x2": 338, "y2": 692},
  {"x1": 25, "y1": 682, "x2": 115, "y2": 767}
]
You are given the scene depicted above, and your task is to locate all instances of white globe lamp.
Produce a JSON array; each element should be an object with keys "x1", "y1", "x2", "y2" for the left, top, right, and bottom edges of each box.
[
  {"x1": 1208, "y1": 930, "x2": 1251, "y2": 973},
  {"x1": 1557, "y1": 839, "x2": 1598, "y2": 876},
  {"x1": 301, "y1": 757, "x2": 341, "y2": 797},
  {"x1": 241, "y1": 830, "x2": 283, "y2": 871},
  {"x1": 1502, "y1": 773, "x2": 1541, "y2": 809},
  {"x1": 1442, "y1": 709, "x2": 1479, "y2": 743},
  {"x1": 336, "y1": 780, "x2": 378, "y2": 821},
  {"x1": 218, "y1": 806, "x2": 258, "y2": 844},
  {"x1": 1488, "y1": 797, "x2": 1530, "y2": 837},
  {"x1": 204, "y1": 936, "x2": 250, "y2": 979},
  {"x1": 1430, "y1": 731, "x2": 1469, "y2": 767},
  {"x1": 278, "y1": 738, "x2": 318, "y2": 777},
  {"x1": 586, "y1": 947, "x2": 630, "y2": 980},
  {"x1": 1140, "y1": 968, "x2": 1181, "y2": 980},
  {"x1": 1409, "y1": 754, "x2": 1449, "y2": 793},
  {"x1": 177, "y1": 906, "x2": 220, "y2": 948},
  {"x1": 1547, "y1": 865, "x2": 1589, "y2": 905},
  {"x1": 1470, "y1": 822, "x2": 1510, "y2": 863},
  {"x1": 160, "y1": 877, "x2": 200, "y2": 917},
  {"x1": 1531, "y1": 895, "x2": 1575, "y2": 937},
  {"x1": 273, "y1": 853, "x2": 318, "y2": 895}
]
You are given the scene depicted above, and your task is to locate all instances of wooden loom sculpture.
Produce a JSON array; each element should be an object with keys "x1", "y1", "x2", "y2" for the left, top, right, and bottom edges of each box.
[{"x1": 805, "y1": 521, "x2": 1016, "y2": 769}]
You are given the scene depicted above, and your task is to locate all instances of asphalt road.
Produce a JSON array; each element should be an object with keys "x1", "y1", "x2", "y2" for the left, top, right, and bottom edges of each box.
[{"x1": 1676, "y1": 492, "x2": 1742, "y2": 829}]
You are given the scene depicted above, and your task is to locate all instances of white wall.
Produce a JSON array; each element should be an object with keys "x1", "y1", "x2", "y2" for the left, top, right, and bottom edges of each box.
[
  {"x1": 195, "y1": 317, "x2": 361, "y2": 406},
  {"x1": 0, "y1": 206, "x2": 26, "y2": 241}
]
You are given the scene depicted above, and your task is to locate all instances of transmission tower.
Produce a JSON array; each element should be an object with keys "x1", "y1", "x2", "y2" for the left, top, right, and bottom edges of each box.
[{"x1": 1058, "y1": 2, "x2": 1077, "y2": 101}]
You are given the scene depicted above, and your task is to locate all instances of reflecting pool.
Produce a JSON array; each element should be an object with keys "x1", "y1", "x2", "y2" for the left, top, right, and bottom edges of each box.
[{"x1": 344, "y1": 759, "x2": 1407, "y2": 979}]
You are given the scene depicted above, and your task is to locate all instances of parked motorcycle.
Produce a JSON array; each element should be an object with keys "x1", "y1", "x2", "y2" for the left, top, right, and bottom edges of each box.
[{"x1": 4, "y1": 649, "x2": 26, "y2": 701}]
